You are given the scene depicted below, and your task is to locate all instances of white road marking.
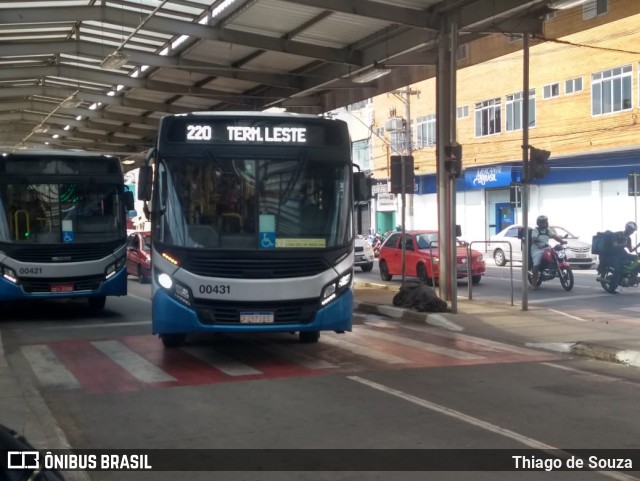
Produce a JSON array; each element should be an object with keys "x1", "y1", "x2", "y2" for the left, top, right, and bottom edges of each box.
[
  {"x1": 528, "y1": 293, "x2": 612, "y2": 303},
  {"x1": 91, "y1": 340, "x2": 176, "y2": 383},
  {"x1": 21, "y1": 345, "x2": 81, "y2": 389},
  {"x1": 321, "y1": 335, "x2": 410, "y2": 364},
  {"x1": 354, "y1": 327, "x2": 484, "y2": 360},
  {"x1": 40, "y1": 321, "x2": 150, "y2": 330},
  {"x1": 400, "y1": 324, "x2": 544, "y2": 356},
  {"x1": 181, "y1": 346, "x2": 262, "y2": 376},
  {"x1": 348, "y1": 375, "x2": 639, "y2": 481},
  {"x1": 545, "y1": 308, "x2": 588, "y2": 322}
]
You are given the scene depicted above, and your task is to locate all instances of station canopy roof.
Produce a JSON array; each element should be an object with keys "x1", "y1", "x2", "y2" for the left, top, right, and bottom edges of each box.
[{"x1": 0, "y1": 0, "x2": 553, "y2": 164}]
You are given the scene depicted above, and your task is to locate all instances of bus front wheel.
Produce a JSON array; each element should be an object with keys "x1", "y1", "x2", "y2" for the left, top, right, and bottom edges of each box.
[
  {"x1": 299, "y1": 331, "x2": 320, "y2": 343},
  {"x1": 161, "y1": 333, "x2": 186, "y2": 348}
]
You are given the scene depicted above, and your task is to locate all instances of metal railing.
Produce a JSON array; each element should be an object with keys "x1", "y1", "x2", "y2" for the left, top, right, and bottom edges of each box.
[{"x1": 467, "y1": 240, "x2": 514, "y2": 306}]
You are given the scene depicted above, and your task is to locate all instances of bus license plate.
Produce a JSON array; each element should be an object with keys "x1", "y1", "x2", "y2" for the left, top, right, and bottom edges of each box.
[
  {"x1": 240, "y1": 312, "x2": 274, "y2": 324},
  {"x1": 51, "y1": 283, "x2": 74, "y2": 293}
]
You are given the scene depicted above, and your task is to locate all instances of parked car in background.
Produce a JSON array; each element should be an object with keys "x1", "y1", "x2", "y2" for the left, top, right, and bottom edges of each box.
[
  {"x1": 354, "y1": 236, "x2": 375, "y2": 272},
  {"x1": 488, "y1": 224, "x2": 596, "y2": 269},
  {"x1": 126, "y1": 231, "x2": 151, "y2": 283},
  {"x1": 378, "y1": 230, "x2": 485, "y2": 285}
]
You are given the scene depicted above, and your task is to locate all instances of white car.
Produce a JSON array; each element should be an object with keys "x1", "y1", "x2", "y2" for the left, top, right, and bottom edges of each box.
[
  {"x1": 488, "y1": 225, "x2": 596, "y2": 269},
  {"x1": 354, "y1": 237, "x2": 375, "y2": 272}
]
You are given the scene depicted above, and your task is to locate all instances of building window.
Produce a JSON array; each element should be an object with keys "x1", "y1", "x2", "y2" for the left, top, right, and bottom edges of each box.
[
  {"x1": 565, "y1": 77, "x2": 583, "y2": 94},
  {"x1": 505, "y1": 89, "x2": 536, "y2": 132},
  {"x1": 390, "y1": 131, "x2": 405, "y2": 154},
  {"x1": 457, "y1": 105, "x2": 469, "y2": 119},
  {"x1": 347, "y1": 99, "x2": 371, "y2": 111},
  {"x1": 543, "y1": 83, "x2": 560, "y2": 99},
  {"x1": 352, "y1": 139, "x2": 372, "y2": 171},
  {"x1": 416, "y1": 115, "x2": 436, "y2": 148},
  {"x1": 507, "y1": 34, "x2": 522, "y2": 43},
  {"x1": 592, "y1": 64, "x2": 632, "y2": 115},
  {"x1": 457, "y1": 44, "x2": 468, "y2": 61},
  {"x1": 583, "y1": 0, "x2": 607, "y2": 20},
  {"x1": 474, "y1": 98, "x2": 501, "y2": 137}
]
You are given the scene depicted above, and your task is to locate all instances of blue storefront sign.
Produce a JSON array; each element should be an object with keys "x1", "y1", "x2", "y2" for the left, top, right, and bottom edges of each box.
[{"x1": 464, "y1": 166, "x2": 513, "y2": 190}]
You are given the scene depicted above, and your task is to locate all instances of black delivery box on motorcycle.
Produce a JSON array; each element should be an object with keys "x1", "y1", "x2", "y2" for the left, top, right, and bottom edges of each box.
[{"x1": 592, "y1": 231, "x2": 614, "y2": 255}]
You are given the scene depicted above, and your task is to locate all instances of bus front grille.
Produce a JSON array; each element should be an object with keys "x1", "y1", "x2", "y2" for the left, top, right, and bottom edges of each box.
[
  {"x1": 194, "y1": 298, "x2": 319, "y2": 325},
  {"x1": 7, "y1": 241, "x2": 122, "y2": 263},
  {"x1": 182, "y1": 257, "x2": 329, "y2": 279}
]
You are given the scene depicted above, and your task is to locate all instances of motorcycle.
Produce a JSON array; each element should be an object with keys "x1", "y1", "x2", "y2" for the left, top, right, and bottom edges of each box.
[
  {"x1": 596, "y1": 250, "x2": 640, "y2": 293},
  {"x1": 528, "y1": 243, "x2": 574, "y2": 291}
]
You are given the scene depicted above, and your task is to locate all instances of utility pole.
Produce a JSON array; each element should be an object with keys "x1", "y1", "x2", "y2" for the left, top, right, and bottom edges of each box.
[{"x1": 391, "y1": 87, "x2": 419, "y2": 287}]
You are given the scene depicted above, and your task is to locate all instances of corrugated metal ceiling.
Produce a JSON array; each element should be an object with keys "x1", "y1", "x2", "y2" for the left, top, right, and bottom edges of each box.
[{"x1": 0, "y1": 0, "x2": 552, "y2": 162}]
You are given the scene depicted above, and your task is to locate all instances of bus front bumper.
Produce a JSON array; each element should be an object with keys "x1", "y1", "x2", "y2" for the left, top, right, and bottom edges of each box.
[
  {"x1": 0, "y1": 267, "x2": 127, "y2": 301},
  {"x1": 151, "y1": 288, "x2": 353, "y2": 335}
]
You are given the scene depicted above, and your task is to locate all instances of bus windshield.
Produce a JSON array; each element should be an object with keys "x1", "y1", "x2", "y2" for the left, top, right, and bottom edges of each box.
[
  {"x1": 154, "y1": 155, "x2": 351, "y2": 250},
  {"x1": 0, "y1": 181, "x2": 125, "y2": 244}
]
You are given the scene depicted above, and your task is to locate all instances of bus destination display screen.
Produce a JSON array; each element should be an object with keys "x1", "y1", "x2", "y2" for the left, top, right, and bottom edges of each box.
[{"x1": 163, "y1": 117, "x2": 348, "y2": 147}]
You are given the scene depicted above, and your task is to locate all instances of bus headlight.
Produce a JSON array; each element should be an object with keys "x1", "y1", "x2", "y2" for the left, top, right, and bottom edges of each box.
[
  {"x1": 1, "y1": 265, "x2": 17, "y2": 283},
  {"x1": 320, "y1": 270, "x2": 352, "y2": 306},
  {"x1": 174, "y1": 283, "x2": 191, "y2": 305},
  {"x1": 158, "y1": 272, "x2": 173, "y2": 289},
  {"x1": 105, "y1": 256, "x2": 126, "y2": 279},
  {"x1": 156, "y1": 271, "x2": 191, "y2": 305}
]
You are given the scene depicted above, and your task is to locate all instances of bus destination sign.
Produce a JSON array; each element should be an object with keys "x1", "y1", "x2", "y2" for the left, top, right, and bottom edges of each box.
[
  {"x1": 164, "y1": 117, "x2": 348, "y2": 147},
  {"x1": 187, "y1": 125, "x2": 307, "y2": 143}
]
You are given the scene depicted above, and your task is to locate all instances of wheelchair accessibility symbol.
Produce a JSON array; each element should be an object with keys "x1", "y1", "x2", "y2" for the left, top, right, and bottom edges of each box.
[
  {"x1": 259, "y1": 232, "x2": 275, "y2": 249},
  {"x1": 62, "y1": 231, "x2": 75, "y2": 243}
]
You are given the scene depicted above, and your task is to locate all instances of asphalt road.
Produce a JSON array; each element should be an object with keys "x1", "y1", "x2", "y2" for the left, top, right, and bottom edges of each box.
[{"x1": 2, "y1": 277, "x2": 640, "y2": 481}]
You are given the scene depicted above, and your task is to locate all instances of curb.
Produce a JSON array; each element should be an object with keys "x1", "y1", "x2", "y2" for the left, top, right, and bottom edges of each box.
[{"x1": 353, "y1": 285, "x2": 640, "y2": 369}]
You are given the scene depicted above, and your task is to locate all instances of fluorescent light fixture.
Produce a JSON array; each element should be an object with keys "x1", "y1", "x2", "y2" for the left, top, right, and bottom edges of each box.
[
  {"x1": 351, "y1": 64, "x2": 391, "y2": 84},
  {"x1": 34, "y1": 125, "x2": 49, "y2": 133},
  {"x1": 100, "y1": 50, "x2": 130, "y2": 70},
  {"x1": 549, "y1": 0, "x2": 588, "y2": 9},
  {"x1": 122, "y1": 159, "x2": 136, "y2": 165},
  {"x1": 60, "y1": 93, "x2": 82, "y2": 108}
]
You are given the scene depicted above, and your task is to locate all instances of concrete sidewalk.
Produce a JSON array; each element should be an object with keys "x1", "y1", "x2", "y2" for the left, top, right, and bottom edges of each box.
[{"x1": 353, "y1": 281, "x2": 640, "y2": 368}]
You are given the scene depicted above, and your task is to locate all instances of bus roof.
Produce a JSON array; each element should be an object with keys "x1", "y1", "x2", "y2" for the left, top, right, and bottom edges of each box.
[{"x1": 2, "y1": 150, "x2": 120, "y2": 160}]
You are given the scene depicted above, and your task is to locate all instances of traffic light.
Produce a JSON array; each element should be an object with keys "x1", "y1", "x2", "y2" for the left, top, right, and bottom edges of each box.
[
  {"x1": 529, "y1": 146, "x2": 551, "y2": 180},
  {"x1": 444, "y1": 143, "x2": 462, "y2": 178},
  {"x1": 390, "y1": 155, "x2": 414, "y2": 194}
]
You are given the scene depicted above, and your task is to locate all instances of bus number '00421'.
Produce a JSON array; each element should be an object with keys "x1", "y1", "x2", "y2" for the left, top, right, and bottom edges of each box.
[
  {"x1": 187, "y1": 124, "x2": 212, "y2": 141},
  {"x1": 199, "y1": 284, "x2": 230, "y2": 295}
]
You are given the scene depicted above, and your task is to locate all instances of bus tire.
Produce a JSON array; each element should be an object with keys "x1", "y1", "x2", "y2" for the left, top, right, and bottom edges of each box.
[
  {"x1": 299, "y1": 331, "x2": 320, "y2": 343},
  {"x1": 88, "y1": 296, "x2": 106, "y2": 311},
  {"x1": 161, "y1": 333, "x2": 186, "y2": 348}
]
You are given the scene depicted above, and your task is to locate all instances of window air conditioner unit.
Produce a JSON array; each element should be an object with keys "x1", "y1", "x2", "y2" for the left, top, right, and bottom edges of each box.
[{"x1": 384, "y1": 117, "x2": 406, "y2": 132}]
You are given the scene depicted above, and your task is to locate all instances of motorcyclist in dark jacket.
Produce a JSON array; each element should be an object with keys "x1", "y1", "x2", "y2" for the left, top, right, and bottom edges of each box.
[{"x1": 603, "y1": 221, "x2": 638, "y2": 290}]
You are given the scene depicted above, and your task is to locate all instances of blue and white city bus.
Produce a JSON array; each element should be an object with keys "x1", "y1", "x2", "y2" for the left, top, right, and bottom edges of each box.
[
  {"x1": 0, "y1": 151, "x2": 134, "y2": 311},
  {"x1": 138, "y1": 112, "x2": 368, "y2": 347}
]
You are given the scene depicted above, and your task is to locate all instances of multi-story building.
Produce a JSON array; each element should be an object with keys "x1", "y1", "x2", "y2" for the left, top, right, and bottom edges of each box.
[{"x1": 354, "y1": 0, "x2": 640, "y2": 249}]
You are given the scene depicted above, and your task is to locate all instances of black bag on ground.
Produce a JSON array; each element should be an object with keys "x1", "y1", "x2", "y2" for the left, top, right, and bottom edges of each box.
[
  {"x1": 0, "y1": 424, "x2": 66, "y2": 481},
  {"x1": 591, "y1": 230, "x2": 614, "y2": 255},
  {"x1": 392, "y1": 280, "x2": 449, "y2": 312}
]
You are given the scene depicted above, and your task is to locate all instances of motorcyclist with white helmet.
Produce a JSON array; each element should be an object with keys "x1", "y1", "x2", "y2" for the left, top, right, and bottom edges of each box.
[
  {"x1": 530, "y1": 215, "x2": 567, "y2": 289},
  {"x1": 603, "y1": 221, "x2": 638, "y2": 291}
]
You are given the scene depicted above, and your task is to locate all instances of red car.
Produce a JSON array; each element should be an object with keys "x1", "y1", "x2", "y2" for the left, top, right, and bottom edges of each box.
[
  {"x1": 126, "y1": 231, "x2": 151, "y2": 283},
  {"x1": 378, "y1": 230, "x2": 485, "y2": 285}
]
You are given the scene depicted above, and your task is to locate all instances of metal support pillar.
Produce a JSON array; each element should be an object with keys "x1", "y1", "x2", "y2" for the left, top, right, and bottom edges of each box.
[
  {"x1": 436, "y1": 17, "x2": 458, "y2": 311},
  {"x1": 521, "y1": 34, "x2": 530, "y2": 311}
]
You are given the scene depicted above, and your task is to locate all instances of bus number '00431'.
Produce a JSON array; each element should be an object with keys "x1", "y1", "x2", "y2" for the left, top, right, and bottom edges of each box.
[
  {"x1": 199, "y1": 284, "x2": 230, "y2": 294},
  {"x1": 187, "y1": 124, "x2": 212, "y2": 141}
]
